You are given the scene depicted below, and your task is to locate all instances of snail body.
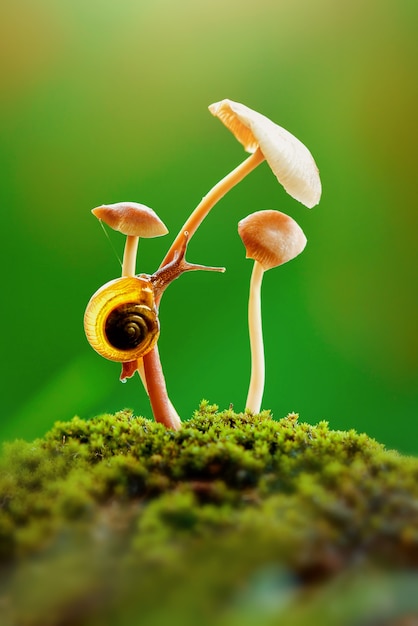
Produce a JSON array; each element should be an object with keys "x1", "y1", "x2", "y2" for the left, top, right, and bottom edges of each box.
[{"x1": 84, "y1": 275, "x2": 159, "y2": 362}]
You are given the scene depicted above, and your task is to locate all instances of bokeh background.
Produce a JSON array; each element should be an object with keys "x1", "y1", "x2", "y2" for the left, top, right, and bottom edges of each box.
[{"x1": 0, "y1": 0, "x2": 417, "y2": 453}]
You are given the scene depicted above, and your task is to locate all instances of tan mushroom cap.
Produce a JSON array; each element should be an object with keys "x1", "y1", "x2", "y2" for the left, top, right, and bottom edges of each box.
[
  {"x1": 92, "y1": 202, "x2": 168, "y2": 237},
  {"x1": 238, "y1": 210, "x2": 307, "y2": 271},
  {"x1": 209, "y1": 99, "x2": 321, "y2": 209}
]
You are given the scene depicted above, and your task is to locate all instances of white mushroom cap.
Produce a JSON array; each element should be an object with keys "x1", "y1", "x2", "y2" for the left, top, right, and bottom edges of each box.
[
  {"x1": 92, "y1": 202, "x2": 168, "y2": 237},
  {"x1": 238, "y1": 210, "x2": 307, "y2": 270},
  {"x1": 209, "y1": 99, "x2": 321, "y2": 209}
]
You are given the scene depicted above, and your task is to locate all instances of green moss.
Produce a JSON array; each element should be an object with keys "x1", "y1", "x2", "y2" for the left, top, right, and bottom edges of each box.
[{"x1": 0, "y1": 403, "x2": 418, "y2": 625}]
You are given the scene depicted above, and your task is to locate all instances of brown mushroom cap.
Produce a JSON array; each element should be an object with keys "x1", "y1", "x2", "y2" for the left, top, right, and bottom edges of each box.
[
  {"x1": 209, "y1": 99, "x2": 321, "y2": 209},
  {"x1": 92, "y1": 202, "x2": 168, "y2": 237},
  {"x1": 238, "y1": 210, "x2": 307, "y2": 270}
]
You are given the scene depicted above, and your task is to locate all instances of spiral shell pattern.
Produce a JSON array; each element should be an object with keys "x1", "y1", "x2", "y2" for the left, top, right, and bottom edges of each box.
[{"x1": 84, "y1": 276, "x2": 159, "y2": 362}]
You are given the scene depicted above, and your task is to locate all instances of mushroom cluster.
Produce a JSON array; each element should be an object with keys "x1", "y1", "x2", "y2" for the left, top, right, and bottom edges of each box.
[{"x1": 84, "y1": 99, "x2": 321, "y2": 428}]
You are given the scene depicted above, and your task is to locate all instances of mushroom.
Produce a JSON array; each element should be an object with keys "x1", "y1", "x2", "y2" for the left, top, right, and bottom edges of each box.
[
  {"x1": 209, "y1": 99, "x2": 321, "y2": 208},
  {"x1": 160, "y1": 99, "x2": 320, "y2": 269},
  {"x1": 92, "y1": 202, "x2": 168, "y2": 277},
  {"x1": 91, "y1": 202, "x2": 169, "y2": 387},
  {"x1": 238, "y1": 210, "x2": 307, "y2": 413},
  {"x1": 89, "y1": 201, "x2": 183, "y2": 429}
]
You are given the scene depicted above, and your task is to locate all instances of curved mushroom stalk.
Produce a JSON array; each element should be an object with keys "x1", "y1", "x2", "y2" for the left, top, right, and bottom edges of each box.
[
  {"x1": 142, "y1": 345, "x2": 181, "y2": 430},
  {"x1": 161, "y1": 98, "x2": 321, "y2": 268},
  {"x1": 121, "y1": 357, "x2": 181, "y2": 430},
  {"x1": 161, "y1": 149, "x2": 264, "y2": 267},
  {"x1": 238, "y1": 210, "x2": 307, "y2": 413}
]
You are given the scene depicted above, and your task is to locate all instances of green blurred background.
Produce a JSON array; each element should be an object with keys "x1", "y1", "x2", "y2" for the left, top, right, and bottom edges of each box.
[{"x1": 0, "y1": 0, "x2": 417, "y2": 452}]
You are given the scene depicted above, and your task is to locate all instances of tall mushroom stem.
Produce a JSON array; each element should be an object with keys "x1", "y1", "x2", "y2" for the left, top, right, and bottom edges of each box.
[
  {"x1": 160, "y1": 148, "x2": 264, "y2": 268},
  {"x1": 143, "y1": 344, "x2": 181, "y2": 430},
  {"x1": 246, "y1": 260, "x2": 265, "y2": 413},
  {"x1": 239, "y1": 210, "x2": 308, "y2": 415},
  {"x1": 122, "y1": 235, "x2": 139, "y2": 277}
]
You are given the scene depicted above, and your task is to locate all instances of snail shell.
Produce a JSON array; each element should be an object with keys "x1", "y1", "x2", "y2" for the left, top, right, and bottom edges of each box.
[{"x1": 84, "y1": 276, "x2": 160, "y2": 362}]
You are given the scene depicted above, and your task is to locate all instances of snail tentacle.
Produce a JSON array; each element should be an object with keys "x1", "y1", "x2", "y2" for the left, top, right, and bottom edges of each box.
[{"x1": 151, "y1": 231, "x2": 225, "y2": 303}]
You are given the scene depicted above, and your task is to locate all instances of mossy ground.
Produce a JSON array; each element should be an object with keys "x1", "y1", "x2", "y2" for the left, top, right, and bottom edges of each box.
[{"x1": 1, "y1": 402, "x2": 418, "y2": 626}]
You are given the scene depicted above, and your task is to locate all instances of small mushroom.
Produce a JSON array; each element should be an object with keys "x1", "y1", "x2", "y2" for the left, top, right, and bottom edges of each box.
[
  {"x1": 92, "y1": 202, "x2": 168, "y2": 277},
  {"x1": 238, "y1": 210, "x2": 307, "y2": 413},
  {"x1": 89, "y1": 201, "x2": 181, "y2": 428},
  {"x1": 161, "y1": 99, "x2": 320, "y2": 268}
]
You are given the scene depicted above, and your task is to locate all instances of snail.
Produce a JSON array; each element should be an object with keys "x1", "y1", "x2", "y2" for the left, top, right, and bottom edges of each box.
[{"x1": 84, "y1": 275, "x2": 159, "y2": 362}]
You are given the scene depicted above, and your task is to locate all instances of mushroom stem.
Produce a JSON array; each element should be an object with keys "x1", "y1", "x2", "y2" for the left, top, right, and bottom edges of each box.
[
  {"x1": 143, "y1": 345, "x2": 181, "y2": 430},
  {"x1": 246, "y1": 260, "x2": 265, "y2": 413},
  {"x1": 138, "y1": 355, "x2": 182, "y2": 428},
  {"x1": 122, "y1": 235, "x2": 139, "y2": 277},
  {"x1": 160, "y1": 148, "x2": 265, "y2": 268}
]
